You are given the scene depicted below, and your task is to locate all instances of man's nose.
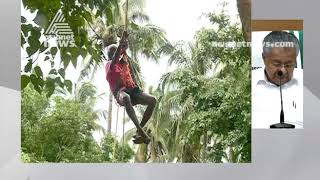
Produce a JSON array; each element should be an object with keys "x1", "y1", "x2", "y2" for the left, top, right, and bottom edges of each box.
[{"x1": 279, "y1": 66, "x2": 287, "y2": 75}]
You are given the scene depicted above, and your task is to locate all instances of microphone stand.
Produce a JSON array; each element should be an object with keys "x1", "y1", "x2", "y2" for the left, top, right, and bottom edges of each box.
[{"x1": 270, "y1": 71, "x2": 295, "y2": 129}]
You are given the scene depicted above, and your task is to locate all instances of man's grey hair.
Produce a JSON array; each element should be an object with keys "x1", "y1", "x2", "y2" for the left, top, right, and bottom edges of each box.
[
  {"x1": 262, "y1": 31, "x2": 300, "y2": 57},
  {"x1": 106, "y1": 44, "x2": 118, "y2": 60}
]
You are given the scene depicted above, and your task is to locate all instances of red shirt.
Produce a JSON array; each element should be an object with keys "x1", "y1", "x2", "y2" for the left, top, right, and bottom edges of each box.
[{"x1": 106, "y1": 52, "x2": 136, "y2": 93}]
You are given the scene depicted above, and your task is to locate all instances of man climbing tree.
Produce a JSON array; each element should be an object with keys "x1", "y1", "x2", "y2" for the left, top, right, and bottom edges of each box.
[{"x1": 105, "y1": 31, "x2": 156, "y2": 144}]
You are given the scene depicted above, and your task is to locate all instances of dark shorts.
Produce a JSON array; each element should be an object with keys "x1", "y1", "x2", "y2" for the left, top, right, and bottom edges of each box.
[{"x1": 116, "y1": 87, "x2": 143, "y2": 106}]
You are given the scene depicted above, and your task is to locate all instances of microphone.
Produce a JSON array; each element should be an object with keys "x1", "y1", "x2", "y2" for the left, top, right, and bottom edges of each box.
[{"x1": 270, "y1": 71, "x2": 295, "y2": 128}]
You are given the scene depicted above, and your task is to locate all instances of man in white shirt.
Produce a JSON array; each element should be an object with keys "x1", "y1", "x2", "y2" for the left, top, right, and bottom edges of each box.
[{"x1": 252, "y1": 31, "x2": 303, "y2": 129}]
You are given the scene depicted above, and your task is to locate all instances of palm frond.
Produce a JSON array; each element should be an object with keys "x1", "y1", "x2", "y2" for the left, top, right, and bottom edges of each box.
[
  {"x1": 156, "y1": 42, "x2": 175, "y2": 56},
  {"x1": 75, "y1": 82, "x2": 97, "y2": 104},
  {"x1": 128, "y1": 24, "x2": 169, "y2": 62},
  {"x1": 130, "y1": 11, "x2": 150, "y2": 24},
  {"x1": 167, "y1": 41, "x2": 191, "y2": 65},
  {"x1": 95, "y1": 121, "x2": 107, "y2": 136}
]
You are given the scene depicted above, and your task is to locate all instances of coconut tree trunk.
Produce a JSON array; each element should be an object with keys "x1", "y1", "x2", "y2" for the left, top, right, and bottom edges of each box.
[
  {"x1": 150, "y1": 139, "x2": 158, "y2": 162},
  {"x1": 237, "y1": 0, "x2": 251, "y2": 42},
  {"x1": 107, "y1": 92, "x2": 113, "y2": 134},
  {"x1": 115, "y1": 104, "x2": 120, "y2": 135},
  {"x1": 135, "y1": 144, "x2": 148, "y2": 162},
  {"x1": 121, "y1": 108, "x2": 125, "y2": 161}
]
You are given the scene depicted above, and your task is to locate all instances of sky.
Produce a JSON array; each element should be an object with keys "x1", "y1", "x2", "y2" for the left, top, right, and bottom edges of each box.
[{"x1": 21, "y1": 0, "x2": 240, "y2": 141}]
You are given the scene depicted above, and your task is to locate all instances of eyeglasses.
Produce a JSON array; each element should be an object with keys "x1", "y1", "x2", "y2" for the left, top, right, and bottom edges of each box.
[{"x1": 270, "y1": 62, "x2": 296, "y2": 69}]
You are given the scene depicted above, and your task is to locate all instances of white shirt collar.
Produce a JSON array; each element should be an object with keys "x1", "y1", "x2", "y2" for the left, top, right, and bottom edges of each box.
[{"x1": 253, "y1": 68, "x2": 301, "y2": 87}]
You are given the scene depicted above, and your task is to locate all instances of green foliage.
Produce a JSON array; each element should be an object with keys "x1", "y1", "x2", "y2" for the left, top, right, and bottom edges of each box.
[
  {"x1": 152, "y1": 10, "x2": 251, "y2": 163},
  {"x1": 21, "y1": 84, "x2": 135, "y2": 163},
  {"x1": 22, "y1": 85, "x2": 99, "y2": 162},
  {"x1": 100, "y1": 134, "x2": 116, "y2": 162},
  {"x1": 21, "y1": 0, "x2": 118, "y2": 93},
  {"x1": 113, "y1": 143, "x2": 135, "y2": 162},
  {"x1": 100, "y1": 134, "x2": 134, "y2": 162}
]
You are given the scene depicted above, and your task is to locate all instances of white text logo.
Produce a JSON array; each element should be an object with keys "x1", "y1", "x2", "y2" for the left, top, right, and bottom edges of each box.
[{"x1": 44, "y1": 10, "x2": 75, "y2": 47}]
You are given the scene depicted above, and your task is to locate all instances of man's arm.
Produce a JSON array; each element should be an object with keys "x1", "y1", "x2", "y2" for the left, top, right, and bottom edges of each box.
[{"x1": 111, "y1": 31, "x2": 128, "y2": 68}]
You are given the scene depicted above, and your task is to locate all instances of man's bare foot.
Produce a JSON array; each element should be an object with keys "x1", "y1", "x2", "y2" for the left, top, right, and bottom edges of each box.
[
  {"x1": 133, "y1": 127, "x2": 150, "y2": 139},
  {"x1": 133, "y1": 134, "x2": 150, "y2": 144}
]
